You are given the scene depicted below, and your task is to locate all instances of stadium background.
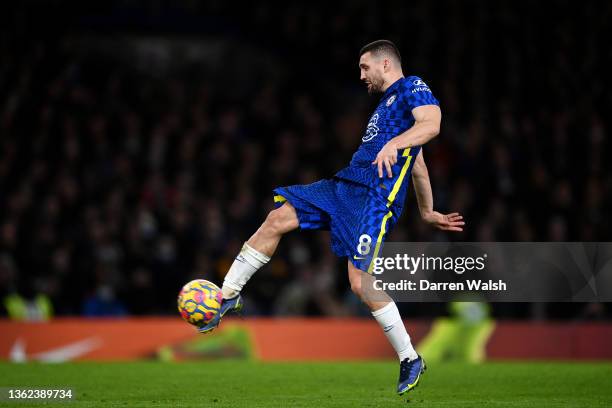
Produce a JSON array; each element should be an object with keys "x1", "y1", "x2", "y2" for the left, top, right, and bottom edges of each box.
[
  {"x1": 1, "y1": 3, "x2": 612, "y2": 407},
  {"x1": 1, "y1": 0, "x2": 611, "y2": 323}
]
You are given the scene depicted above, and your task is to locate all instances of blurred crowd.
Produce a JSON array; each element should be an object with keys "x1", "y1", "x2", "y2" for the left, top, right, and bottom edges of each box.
[{"x1": 1, "y1": 1, "x2": 610, "y2": 319}]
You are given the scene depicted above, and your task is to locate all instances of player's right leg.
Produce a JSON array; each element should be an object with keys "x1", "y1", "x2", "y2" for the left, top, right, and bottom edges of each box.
[
  {"x1": 245, "y1": 201, "x2": 300, "y2": 260},
  {"x1": 221, "y1": 202, "x2": 299, "y2": 299},
  {"x1": 199, "y1": 203, "x2": 299, "y2": 333}
]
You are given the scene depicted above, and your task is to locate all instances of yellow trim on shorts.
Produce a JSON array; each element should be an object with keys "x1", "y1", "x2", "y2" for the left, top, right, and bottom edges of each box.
[
  {"x1": 274, "y1": 194, "x2": 287, "y2": 203},
  {"x1": 367, "y1": 210, "x2": 394, "y2": 274},
  {"x1": 366, "y1": 147, "x2": 414, "y2": 273}
]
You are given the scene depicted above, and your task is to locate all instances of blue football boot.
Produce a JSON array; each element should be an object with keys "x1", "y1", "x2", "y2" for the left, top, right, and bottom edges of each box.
[
  {"x1": 198, "y1": 295, "x2": 244, "y2": 334},
  {"x1": 397, "y1": 355, "x2": 426, "y2": 395}
]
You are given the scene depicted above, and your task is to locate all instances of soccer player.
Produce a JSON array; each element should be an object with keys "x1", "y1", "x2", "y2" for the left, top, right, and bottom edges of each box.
[{"x1": 201, "y1": 40, "x2": 465, "y2": 395}]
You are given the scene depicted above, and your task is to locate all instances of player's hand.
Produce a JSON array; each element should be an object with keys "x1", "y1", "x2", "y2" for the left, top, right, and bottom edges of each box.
[
  {"x1": 372, "y1": 141, "x2": 399, "y2": 178},
  {"x1": 422, "y1": 211, "x2": 465, "y2": 232}
]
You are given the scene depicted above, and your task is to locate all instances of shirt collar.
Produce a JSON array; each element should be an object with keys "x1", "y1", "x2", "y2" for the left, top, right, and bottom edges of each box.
[{"x1": 382, "y1": 77, "x2": 403, "y2": 99}]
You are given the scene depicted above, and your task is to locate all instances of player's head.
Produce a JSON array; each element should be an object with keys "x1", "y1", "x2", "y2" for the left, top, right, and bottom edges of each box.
[{"x1": 359, "y1": 40, "x2": 402, "y2": 94}]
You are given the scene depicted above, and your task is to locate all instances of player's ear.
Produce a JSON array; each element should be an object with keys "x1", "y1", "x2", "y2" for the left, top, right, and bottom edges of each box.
[{"x1": 383, "y1": 58, "x2": 390, "y2": 72}]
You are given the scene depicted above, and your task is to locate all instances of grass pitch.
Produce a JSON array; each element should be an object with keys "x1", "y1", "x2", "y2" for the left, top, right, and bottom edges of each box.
[{"x1": 1, "y1": 361, "x2": 611, "y2": 407}]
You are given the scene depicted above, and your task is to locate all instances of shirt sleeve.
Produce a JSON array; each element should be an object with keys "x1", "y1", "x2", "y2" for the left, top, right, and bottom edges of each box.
[{"x1": 403, "y1": 76, "x2": 439, "y2": 110}]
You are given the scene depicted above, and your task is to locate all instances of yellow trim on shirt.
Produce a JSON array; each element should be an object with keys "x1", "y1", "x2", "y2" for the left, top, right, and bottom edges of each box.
[
  {"x1": 386, "y1": 148, "x2": 414, "y2": 207},
  {"x1": 366, "y1": 147, "x2": 414, "y2": 273}
]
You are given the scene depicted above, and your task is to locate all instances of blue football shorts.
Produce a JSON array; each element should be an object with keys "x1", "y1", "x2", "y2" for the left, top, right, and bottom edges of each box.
[{"x1": 273, "y1": 178, "x2": 402, "y2": 273}]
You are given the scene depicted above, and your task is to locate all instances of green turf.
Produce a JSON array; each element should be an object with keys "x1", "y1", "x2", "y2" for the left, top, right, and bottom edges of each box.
[{"x1": 0, "y1": 361, "x2": 611, "y2": 407}]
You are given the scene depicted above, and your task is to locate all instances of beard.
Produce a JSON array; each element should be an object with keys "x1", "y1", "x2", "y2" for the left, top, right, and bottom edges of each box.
[{"x1": 366, "y1": 75, "x2": 385, "y2": 95}]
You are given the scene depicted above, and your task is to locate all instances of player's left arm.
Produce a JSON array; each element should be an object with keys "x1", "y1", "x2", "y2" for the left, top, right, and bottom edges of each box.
[
  {"x1": 412, "y1": 150, "x2": 465, "y2": 232},
  {"x1": 394, "y1": 104, "x2": 442, "y2": 149},
  {"x1": 372, "y1": 105, "x2": 441, "y2": 178}
]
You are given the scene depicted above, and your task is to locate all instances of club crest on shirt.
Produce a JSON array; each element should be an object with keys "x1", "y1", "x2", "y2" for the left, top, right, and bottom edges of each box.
[{"x1": 386, "y1": 95, "x2": 397, "y2": 106}]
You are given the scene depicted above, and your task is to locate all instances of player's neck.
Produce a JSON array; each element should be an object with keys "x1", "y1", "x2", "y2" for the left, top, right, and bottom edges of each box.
[{"x1": 382, "y1": 73, "x2": 404, "y2": 92}]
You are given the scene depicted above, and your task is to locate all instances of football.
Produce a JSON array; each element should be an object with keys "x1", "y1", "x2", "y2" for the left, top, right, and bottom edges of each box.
[{"x1": 177, "y1": 279, "x2": 223, "y2": 329}]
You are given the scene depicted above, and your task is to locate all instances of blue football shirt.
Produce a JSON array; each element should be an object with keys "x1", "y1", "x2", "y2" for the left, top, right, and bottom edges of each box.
[{"x1": 334, "y1": 76, "x2": 439, "y2": 208}]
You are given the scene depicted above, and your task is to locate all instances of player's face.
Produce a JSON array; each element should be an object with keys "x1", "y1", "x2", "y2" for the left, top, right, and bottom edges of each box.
[{"x1": 359, "y1": 52, "x2": 385, "y2": 95}]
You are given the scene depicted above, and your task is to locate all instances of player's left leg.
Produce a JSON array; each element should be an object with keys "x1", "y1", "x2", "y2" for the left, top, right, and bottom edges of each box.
[{"x1": 347, "y1": 261, "x2": 426, "y2": 395}]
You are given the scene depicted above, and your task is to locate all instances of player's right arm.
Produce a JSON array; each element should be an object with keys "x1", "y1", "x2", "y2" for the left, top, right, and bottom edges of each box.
[{"x1": 412, "y1": 150, "x2": 465, "y2": 232}]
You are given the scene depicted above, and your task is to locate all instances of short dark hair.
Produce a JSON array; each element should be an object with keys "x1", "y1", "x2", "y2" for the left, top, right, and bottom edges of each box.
[{"x1": 359, "y1": 40, "x2": 401, "y2": 63}]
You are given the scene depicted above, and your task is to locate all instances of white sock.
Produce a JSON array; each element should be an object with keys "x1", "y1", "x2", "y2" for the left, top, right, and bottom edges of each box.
[
  {"x1": 221, "y1": 243, "x2": 270, "y2": 299},
  {"x1": 372, "y1": 302, "x2": 418, "y2": 361}
]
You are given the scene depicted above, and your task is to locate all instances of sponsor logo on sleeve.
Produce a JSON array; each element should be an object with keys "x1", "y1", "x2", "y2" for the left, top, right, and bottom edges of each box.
[{"x1": 412, "y1": 79, "x2": 432, "y2": 93}]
